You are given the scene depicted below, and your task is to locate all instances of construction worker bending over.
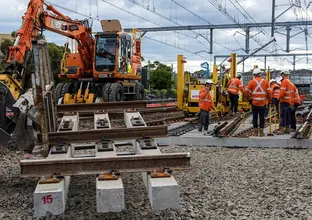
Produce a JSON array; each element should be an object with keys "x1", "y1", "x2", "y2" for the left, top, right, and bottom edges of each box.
[
  {"x1": 227, "y1": 72, "x2": 244, "y2": 114},
  {"x1": 278, "y1": 71, "x2": 293, "y2": 134},
  {"x1": 289, "y1": 82, "x2": 300, "y2": 132},
  {"x1": 198, "y1": 79, "x2": 215, "y2": 132},
  {"x1": 270, "y1": 79, "x2": 280, "y2": 115},
  {"x1": 244, "y1": 69, "x2": 272, "y2": 136}
]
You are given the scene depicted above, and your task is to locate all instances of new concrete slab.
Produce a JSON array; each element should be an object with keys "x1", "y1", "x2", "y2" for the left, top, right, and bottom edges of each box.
[
  {"x1": 156, "y1": 134, "x2": 312, "y2": 148},
  {"x1": 33, "y1": 147, "x2": 72, "y2": 217},
  {"x1": 96, "y1": 178, "x2": 125, "y2": 213},
  {"x1": 95, "y1": 142, "x2": 125, "y2": 213}
]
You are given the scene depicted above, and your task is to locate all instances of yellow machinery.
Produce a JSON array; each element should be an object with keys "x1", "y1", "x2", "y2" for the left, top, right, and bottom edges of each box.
[{"x1": 177, "y1": 53, "x2": 251, "y2": 115}]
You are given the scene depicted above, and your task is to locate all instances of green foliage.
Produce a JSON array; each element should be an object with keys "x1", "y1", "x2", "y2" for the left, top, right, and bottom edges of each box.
[
  {"x1": 154, "y1": 90, "x2": 161, "y2": 98},
  {"x1": 148, "y1": 63, "x2": 174, "y2": 90},
  {"x1": 170, "y1": 88, "x2": 177, "y2": 97},
  {"x1": 47, "y1": 42, "x2": 70, "y2": 84},
  {"x1": 160, "y1": 89, "x2": 167, "y2": 98},
  {"x1": 0, "y1": 39, "x2": 13, "y2": 71}
]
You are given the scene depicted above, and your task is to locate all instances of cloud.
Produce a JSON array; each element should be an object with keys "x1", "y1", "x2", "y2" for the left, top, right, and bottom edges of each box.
[{"x1": 0, "y1": 0, "x2": 311, "y2": 71}]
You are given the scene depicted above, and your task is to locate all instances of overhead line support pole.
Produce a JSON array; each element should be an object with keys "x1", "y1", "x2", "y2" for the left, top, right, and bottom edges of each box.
[
  {"x1": 271, "y1": 0, "x2": 276, "y2": 37},
  {"x1": 210, "y1": 29, "x2": 213, "y2": 54}
]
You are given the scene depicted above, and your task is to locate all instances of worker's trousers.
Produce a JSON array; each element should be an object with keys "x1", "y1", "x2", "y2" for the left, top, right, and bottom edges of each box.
[
  {"x1": 252, "y1": 105, "x2": 266, "y2": 128},
  {"x1": 198, "y1": 109, "x2": 210, "y2": 131},
  {"x1": 290, "y1": 103, "x2": 299, "y2": 130},
  {"x1": 229, "y1": 93, "x2": 239, "y2": 113},
  {"x1": 272, "y1": 98, "x2": 279, "y2": 115},
  {"x1": 279, "y1": 102, "x2": 290, "y2": 128}
]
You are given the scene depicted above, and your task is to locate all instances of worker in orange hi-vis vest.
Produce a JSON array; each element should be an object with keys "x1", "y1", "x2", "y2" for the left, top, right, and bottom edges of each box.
[
  {"x1": 198, "y1": 79, "x2": 215, "y2": 133},
  {"x1": 278, "y1": 71, "x2": 293, "y2": 134},
  {"x1": 244, "y1": 68, "x2": 272, "y2": 137},
  {"x1": 227, "y1": 72, "x2": 244, "y2": 114},
  {"x1": 289, "y1": 82, "x2": 300, "y2": 132},
  {"x1": 270, "y1": 78, "x2": 280, "y2": 115}
]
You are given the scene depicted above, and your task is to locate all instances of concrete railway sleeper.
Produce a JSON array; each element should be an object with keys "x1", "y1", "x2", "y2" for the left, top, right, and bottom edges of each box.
[{"x1": 22, "y1": 109, "x2": 190, "y2": 217}]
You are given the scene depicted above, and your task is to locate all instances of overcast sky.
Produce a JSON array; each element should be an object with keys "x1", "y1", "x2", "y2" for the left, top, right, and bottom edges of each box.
[{"x1": 1, "y1": 0, "x2": 312, "y2": 72}]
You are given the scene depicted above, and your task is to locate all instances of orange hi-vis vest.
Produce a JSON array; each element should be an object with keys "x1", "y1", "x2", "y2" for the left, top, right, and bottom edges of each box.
[
  {"x1": 290, "y1": 83, "x2": 300, "y2": 105},
  {"x1": 245, "y1": 76, "x2": 271, "y2": 106},
  {"x1": 271, "y1": 83, "x2": 280, "y2": 99},
  {"x1": 199, "y1": 87, "x2": 214, "y2": 111},
  {"x1": 279, "y1": 78, "x2": 293, "y2": 104},
  {"x1": 227, "y1": 78, "x2": 244, "y2": 95}
]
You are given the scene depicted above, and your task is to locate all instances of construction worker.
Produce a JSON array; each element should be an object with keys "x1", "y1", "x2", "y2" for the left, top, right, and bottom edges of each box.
[
  {"x1": 278, "y1": 71, "x2": 293, "y2": 134},
  {"x1": 270, "y1": 78, "x2": 280, "y2": 115},
  {"x1": 227, "y1": 72, "x2": 244, "y2": 114},
  {"x1": 289, "y1": 82, "x2": 300, "y2": 132},
  {"x1": 198, "y1": 79, "x2": 215, "y2": 132},
  {"x1": 244, "y1": 68, "x2": 272, "y2": 136}
]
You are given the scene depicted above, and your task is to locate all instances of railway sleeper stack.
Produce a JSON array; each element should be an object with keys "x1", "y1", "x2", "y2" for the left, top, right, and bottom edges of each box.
[{"x1": 20, "y1": 109, "x2": 190, "y2": 217}]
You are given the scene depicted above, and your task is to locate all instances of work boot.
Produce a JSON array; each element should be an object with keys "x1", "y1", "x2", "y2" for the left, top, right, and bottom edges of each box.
[
  {"x1": 290, "y1": 128, "x2": 296, "y2": 132},
  {"x1": 277, "y1": 127, "x2": 284, "y2": 135},
  {"x1": 253, "y1": 128, "x2": 258, "y2": 136},
  {"x1": 285, "y1": 127, "x2": 290, "y2": 134},
  {"x1": 259, "y1": 128, "x2": 265, "y2": 137}
]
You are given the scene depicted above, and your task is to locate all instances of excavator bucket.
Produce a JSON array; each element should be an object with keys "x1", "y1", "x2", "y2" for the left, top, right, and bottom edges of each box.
[{"x1": 100, "y1": 20, "x2": 122, "y2": 33}]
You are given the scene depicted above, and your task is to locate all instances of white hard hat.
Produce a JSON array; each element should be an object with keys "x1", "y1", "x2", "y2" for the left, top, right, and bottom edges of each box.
[
  {"x1": 281, "y1": 70, "x2": 290, "y2": 75},
  {"x1": 236, "y1": 73, "x2": 242, "y2": 78},
  {"x1": 275, "y1": 76, "x2": 282, "y2": 85},
  {"x1": 205, "y1": 79, "x2": 213, "y2": 84},
  {"x1": 252, "y1": 68, "x2": 262, "y2": 75},
  {"x1": 270, "y1": 79, "x2": 276, "y2": 84}
]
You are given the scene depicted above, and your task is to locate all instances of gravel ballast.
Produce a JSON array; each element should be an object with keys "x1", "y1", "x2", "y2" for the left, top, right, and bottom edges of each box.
[{"x1": 1, "y1": 146, "x2": 312, "y2": 219}]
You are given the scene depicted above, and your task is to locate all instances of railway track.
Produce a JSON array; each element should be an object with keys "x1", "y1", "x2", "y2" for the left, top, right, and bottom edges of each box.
[
  {"x1": 168, "y1": 113, "x2": 238, "y2": 136},
  {"x1": 24, "y1": 98, "x2": 190, "y2": 217}
]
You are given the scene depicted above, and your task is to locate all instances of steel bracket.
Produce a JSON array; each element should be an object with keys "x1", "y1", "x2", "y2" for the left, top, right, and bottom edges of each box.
[
  {"x1": 50, "y1": 141, "x2": 69, "y2": 154},
  {"x1": 39, "y1": 174, "x2": 60, "y2": 184},
  {"x1": 149, "y1": 168, "x2": 172, "y2": 178},
  {"x1": 97, "y1": 170, "x2": 119, "y2": 181},
  {"x1": 59, "y1": 119, "x2": 74, "y2": 131},
  {"x1": 96, "y1": 118, "x2": 109, "y2": 129},
  {"x1": 96, "y1": 138, "x2": 114, "y2": 152},
  {"x1": 130, "y1": 116, "x2": 145, "y2": 126},
  {"x1": 137, "y1": 136, "x2": 157, "y2": 149}
]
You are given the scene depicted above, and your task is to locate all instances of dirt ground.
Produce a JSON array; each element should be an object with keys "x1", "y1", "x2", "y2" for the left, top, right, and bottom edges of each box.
[{"x1": 1, "y1": 146, "x2": 312, "y2": 219}]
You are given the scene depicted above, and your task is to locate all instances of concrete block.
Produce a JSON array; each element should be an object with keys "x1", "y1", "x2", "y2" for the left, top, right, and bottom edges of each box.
[
  {"x1": 33, "y1": 143, "x2": 72, "y2": 217},
  {"x1": 33, "y1": 176, "x2": 70, "y2": 217},
  {"x1": 146, "y1": 175, "x2": 180, "y2": 210},
  {"x1": 96, "y1": 178, "x2": 125, "y2": 213},
  {"x1": 95, "y1": 141, "x2": 125, "y2": 213}
]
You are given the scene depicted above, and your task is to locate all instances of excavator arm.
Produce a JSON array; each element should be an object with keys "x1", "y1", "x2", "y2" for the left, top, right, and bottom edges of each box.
[{"x1": 6, "y1": 0, "x2": 94, "y2": 78}]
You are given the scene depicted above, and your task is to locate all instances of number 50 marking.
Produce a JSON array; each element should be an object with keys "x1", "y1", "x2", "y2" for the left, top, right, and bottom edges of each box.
[{"x1": 42, "y1": 195, "x2": 53, "y2": 204}]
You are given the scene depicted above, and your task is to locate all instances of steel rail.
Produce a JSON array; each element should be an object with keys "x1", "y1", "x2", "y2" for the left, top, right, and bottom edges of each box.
[
  {"x1": 20, "y1": 153, "x2": 191, "y2": 177},
  {"x1": 56, "y1": 100, "x2": 147, "y2": 113},
  {"x1": 38, "y1": 126, "x2": 168, "y2": 144},
  {"x1": 146, "y1": 115, "x2": 186, "y2": 126},
  {"x1": 57, "y1": 104, "x2": 179, "y2": 115}
]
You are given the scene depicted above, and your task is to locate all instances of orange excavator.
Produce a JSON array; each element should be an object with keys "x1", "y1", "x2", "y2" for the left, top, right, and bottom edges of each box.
[{"x1": 0, "y1": 0, "x2": 144, "y2": 148}]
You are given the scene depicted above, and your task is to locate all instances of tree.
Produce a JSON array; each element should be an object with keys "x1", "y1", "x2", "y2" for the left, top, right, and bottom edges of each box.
[
  {"x1": 47, "y1": 42, "x2": 70, "y2": 83},
  {"x1": 148, "y1": 63, "x2": 174, "y2": 90}
]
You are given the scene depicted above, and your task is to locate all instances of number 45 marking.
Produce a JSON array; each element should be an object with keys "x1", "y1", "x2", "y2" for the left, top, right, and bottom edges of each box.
[{"x1": 42, "y1": 195, "x2": 53, "y2": 204}]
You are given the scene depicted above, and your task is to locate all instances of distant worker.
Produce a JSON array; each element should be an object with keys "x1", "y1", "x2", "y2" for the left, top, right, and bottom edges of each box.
[
  {"x1": 270, "y1": 78, "x2": 280, "y2": 115},
  {"x1": 289, "y1": 82, "x2": 300, "y2": 132},
  {"x1": 278, "y1": 71, "x2": 293, "y2": 134},
  {"x1": 198, "y1": 79, "x2": 215, "y2": 132},
  {"x1": 244, "y1": 68, "x2": 272, "y2": 137},
  {"x1": 227, "y1": 73, "x2": 244, "y2": 114}
]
